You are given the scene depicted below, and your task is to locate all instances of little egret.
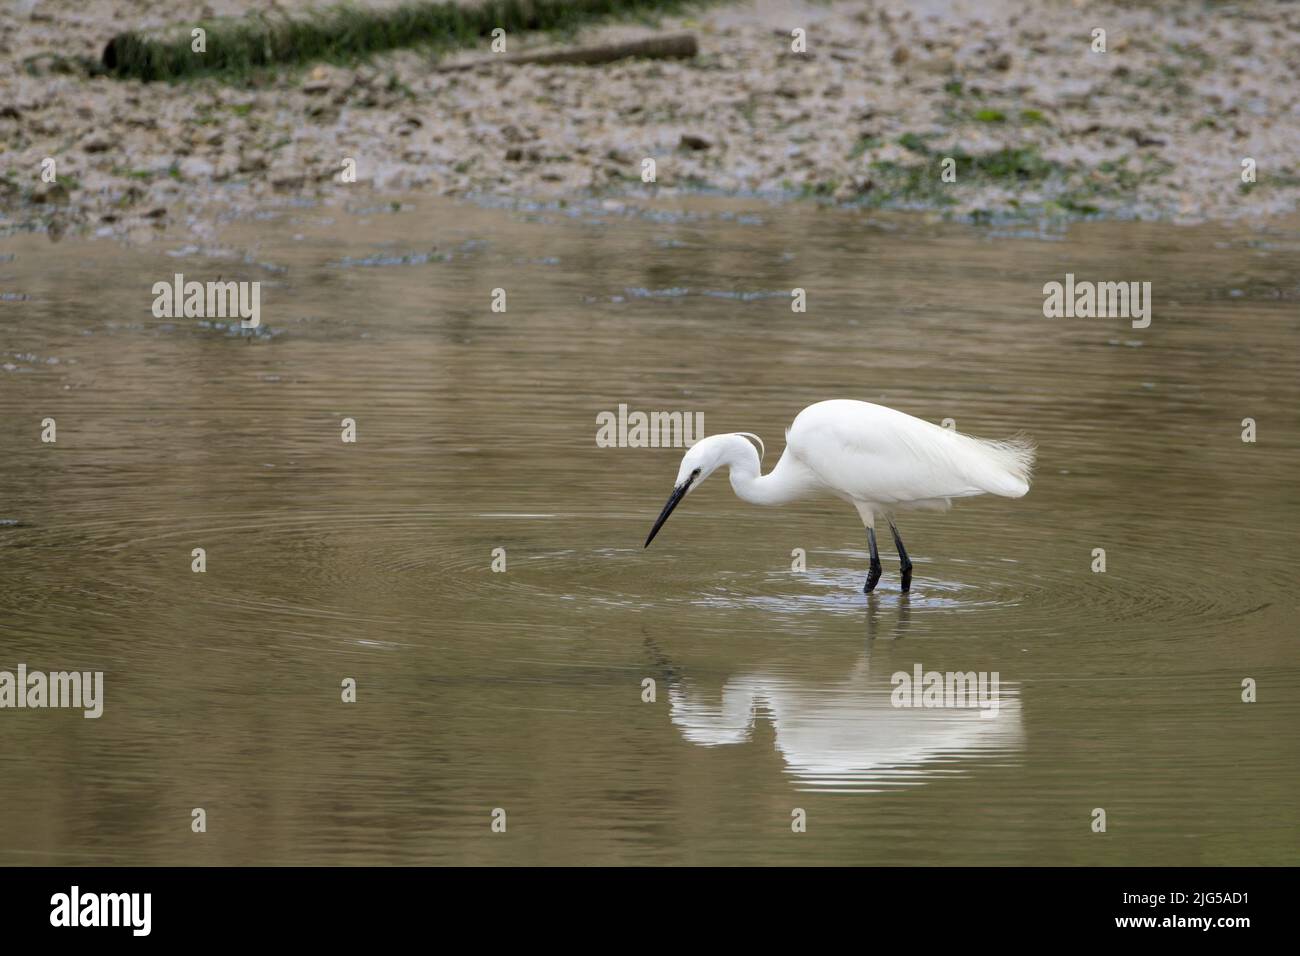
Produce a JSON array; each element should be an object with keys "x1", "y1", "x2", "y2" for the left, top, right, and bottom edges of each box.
[{"x1": 644, "y1": 400, "x2": 1035, "y2": 593}]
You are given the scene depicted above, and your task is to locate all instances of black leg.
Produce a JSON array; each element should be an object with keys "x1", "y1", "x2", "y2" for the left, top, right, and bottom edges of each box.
[
  {"x1": 889, "y1": 519, "x2": 913, "y2": 592},
  {"x1": 864, "y1": 527, "x2": 882, "y2": 593}
]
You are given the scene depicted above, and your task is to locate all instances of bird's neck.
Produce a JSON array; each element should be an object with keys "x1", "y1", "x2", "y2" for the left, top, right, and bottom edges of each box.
[{"x1": 725, "y1": 441, "x2": 797, "y2": 506}]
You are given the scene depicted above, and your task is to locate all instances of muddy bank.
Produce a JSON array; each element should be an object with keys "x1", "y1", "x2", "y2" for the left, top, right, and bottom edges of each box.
[{"x1": 2, "y1": 0, "x2": 1298, "y2": 241}]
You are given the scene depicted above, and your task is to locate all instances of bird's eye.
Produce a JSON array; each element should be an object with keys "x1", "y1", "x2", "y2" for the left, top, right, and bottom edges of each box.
[{"x1": 691, "y1": 468, "x2": 701, "y2": 478}]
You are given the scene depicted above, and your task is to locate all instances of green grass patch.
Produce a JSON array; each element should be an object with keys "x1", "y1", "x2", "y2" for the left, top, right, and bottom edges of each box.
[
  {"x1": 959, "y1": 146, "x2": 1056, "y2": 180},
  {"x1": 103, "y1": 0, "x2": 712, "y2": 83},
  {"x1": 1053, "y1": 196, "x2": 1101, "y2": 216},
  {"x1": 865, "y1": 160, "x2": 951, "y2": 206},
  {"x1": 848, "y1": 135, "x2": 882, "y2": 159},
  {"x1": 858, "y1": 144, "x2": 1063, "y2": 212},
  {"x1": 896, "y1": 131, "x2": 930, "y2": 153},
  {"x1": 113, "y1": 167, "x2": 159, "y2": 180},
  {"x1": 882, "y1": 136, "x2": 1058, "y2": 182},
  {"x1": 1237, "y1": 172, "x2": 1300, "y2": 195},
  {"x1": 799, "y1": 180, "x2": 838, "y2": 199}
]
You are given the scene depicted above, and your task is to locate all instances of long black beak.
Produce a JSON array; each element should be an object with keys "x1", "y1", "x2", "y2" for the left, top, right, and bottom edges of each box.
[{"x1": 644, "y1": 476, "x2": 694, "y2": 548}]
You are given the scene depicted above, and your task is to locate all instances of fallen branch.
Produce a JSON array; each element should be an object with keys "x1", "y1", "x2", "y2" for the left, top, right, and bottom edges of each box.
[
  {"x1": 101, "y1": 0, "x2": 708, "y2": 83},
  {"x1": 437, "y1": 31, "x2": 697, "y2": 71}
]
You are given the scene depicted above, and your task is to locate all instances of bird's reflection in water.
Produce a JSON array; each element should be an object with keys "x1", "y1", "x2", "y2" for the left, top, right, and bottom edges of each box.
[{"x1": 650, "y1": 601, "x2": 1023, "y2": 792}]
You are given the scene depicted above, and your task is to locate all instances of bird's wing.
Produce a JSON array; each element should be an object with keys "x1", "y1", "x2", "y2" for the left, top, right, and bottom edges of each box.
[{"x1": 789, "y1": 400, "x2": 1033, "y2": 504}]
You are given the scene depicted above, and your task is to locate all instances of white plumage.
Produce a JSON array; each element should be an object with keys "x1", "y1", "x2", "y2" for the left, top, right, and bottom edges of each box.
[
  {"x1": 782, "y1": 399, "x2": 1034, "y2": 506},
  {"x1": 644, "y1": 400, "x2": 1035, "y2": 593}
]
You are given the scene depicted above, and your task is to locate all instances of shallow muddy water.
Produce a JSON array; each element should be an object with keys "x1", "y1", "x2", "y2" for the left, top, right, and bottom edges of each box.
[{"x1": 1, "y1": 197, "x2": 1297, "y2": 864}]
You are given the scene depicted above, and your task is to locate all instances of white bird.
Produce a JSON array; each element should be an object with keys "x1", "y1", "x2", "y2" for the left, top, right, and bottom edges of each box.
[{"x1": 644, "y1": 400, "x2": 1035, "y2": 593}]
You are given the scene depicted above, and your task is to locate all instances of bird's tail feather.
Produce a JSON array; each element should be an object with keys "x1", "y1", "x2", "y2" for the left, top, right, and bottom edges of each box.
[
  {"x1": 962, "y1": 431, "x2": 1036, "y2": 497},
  {"x1": 888, "y1": 422, "x2": 1036, "y2": 499}
]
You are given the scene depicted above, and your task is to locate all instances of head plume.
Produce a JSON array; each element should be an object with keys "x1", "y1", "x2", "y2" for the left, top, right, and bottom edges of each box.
[{"x1": 735, "y1": 432, "x2": 765, "y2": 461}]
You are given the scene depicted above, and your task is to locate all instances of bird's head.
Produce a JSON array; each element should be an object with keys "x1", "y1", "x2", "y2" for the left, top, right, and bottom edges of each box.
[{"x1": 644, "y1": 433, "x2": 763, "y2": 548}]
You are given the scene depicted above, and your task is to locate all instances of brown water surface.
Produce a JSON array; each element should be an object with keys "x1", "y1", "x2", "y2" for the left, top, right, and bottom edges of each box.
[{"x1": 1, "y1": 197, "x2": 1296, "y2": 864}]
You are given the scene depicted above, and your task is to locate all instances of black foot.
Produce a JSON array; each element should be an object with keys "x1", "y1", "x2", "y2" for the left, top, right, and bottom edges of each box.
[
  {"x1": 864, "y1": 527, "x2": 883, "y2": 593},
  {"x1": 890, "y1": 520, "x2": 914, "y2": 593}
]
